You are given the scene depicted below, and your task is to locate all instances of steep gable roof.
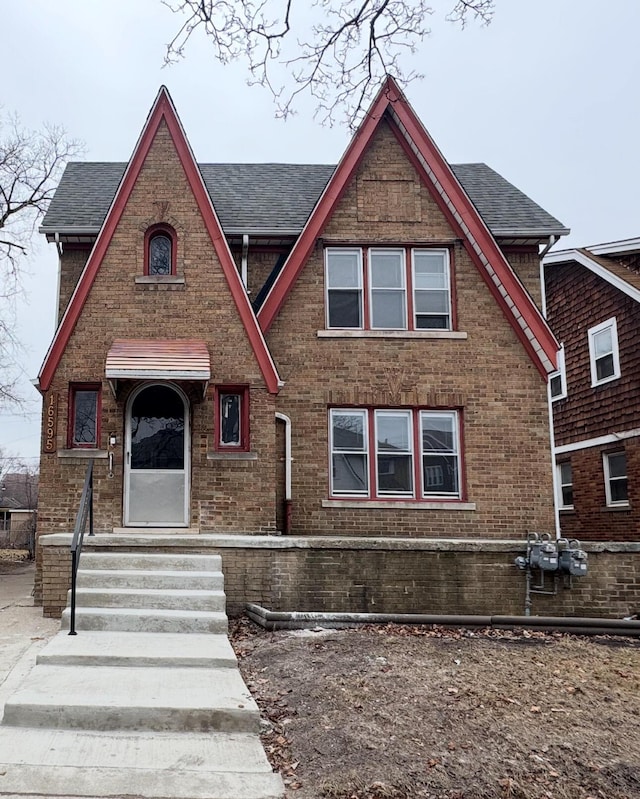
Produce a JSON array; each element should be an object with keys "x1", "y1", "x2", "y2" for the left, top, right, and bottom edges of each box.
[
  {"x1": 257, "y1": 76, "x2": 560, "y2": 377},
  {"x1": 38, "y1": 87, "x2": 281, "y2": 394},
  {"x1": 544, "y1": 244, "x2": 640, "y2": 305},
  {"x1": 41, "y1": 162, "x2": 567, "y2": 241}
]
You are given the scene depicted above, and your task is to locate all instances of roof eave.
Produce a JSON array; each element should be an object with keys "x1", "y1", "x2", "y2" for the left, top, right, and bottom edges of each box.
[{"x1": 492, "y1": 227, "x2": 570, "y2": 239}]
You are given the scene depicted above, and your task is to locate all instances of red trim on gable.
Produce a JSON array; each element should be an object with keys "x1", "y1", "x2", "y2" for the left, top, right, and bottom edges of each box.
[
  {"x1": 39, "y1": 88, "x2": 281, "y2": 395},
  {"x1": 257, "y1": 76, "x2": 558, "y2": 378}
]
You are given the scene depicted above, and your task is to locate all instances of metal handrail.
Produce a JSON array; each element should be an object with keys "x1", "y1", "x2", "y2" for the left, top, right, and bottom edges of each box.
[{"x1": 69, "y1": 460, "x2": 94, "y2": 635}]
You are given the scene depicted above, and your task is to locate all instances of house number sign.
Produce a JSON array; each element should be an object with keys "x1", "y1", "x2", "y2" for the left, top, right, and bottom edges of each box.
[{"x1": 43, "y1": 391, "x2": 57, "y2": 453}]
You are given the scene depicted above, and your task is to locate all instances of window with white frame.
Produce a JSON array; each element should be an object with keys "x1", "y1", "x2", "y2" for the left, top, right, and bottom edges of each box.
[
  {"x1": 603, "y1": 451, "x2": 628, "y2": 506},
  {"x1": 325, "y1": 247, "x2": 452, "y2": 331},
  {"x1": 588, "y1": 318, "x2": 620, "y2": 386},
  {"x1": 549, "y1": 345, "x2": 567, "y2": 401},
  {"x1": 556, "y1": 461, "x2": 573, "y2": 509},
  {"x1": 329, "y1": 408, "x2": 462, "y2": 500}
]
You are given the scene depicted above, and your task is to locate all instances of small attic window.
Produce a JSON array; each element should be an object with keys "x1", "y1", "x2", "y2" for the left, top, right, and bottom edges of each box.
[{"x1": 144, "y1": 224, "x2": 176, "y2": 276}]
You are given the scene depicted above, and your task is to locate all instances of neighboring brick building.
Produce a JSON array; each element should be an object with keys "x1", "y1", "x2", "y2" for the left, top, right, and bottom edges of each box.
[
  {"x1": 36, "y1": 79, "x2": 588, "y2": 617},
  {"x1": 544, "y1": 238, "x2": 640, "y2": 541}
]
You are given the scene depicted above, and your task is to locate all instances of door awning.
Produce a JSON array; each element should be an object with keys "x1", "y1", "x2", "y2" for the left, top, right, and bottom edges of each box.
[{"x1": 106, "y1": 339, "x2": 211, "y2": 396}]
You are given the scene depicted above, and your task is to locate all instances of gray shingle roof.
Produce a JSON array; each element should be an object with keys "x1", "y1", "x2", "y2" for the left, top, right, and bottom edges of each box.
[{"x1": 41, "y1": 161, "x2": 568, "y2": 238}]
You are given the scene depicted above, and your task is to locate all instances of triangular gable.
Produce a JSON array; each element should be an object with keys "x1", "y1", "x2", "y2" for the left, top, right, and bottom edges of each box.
[
  {"x1": 544, "y1": 247, "x2": 640, "y2": 305},
  {"x1": 257, "y1": 76, "x2": 559, "y2": 377},
  {"x1": 38, "y1": 87, "x2": 282, "y2": 394}
]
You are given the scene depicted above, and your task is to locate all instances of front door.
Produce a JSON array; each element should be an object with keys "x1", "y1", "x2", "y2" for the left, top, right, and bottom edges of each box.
[{"x1": 124, "y1": 383, "x2": 189, "y2": 526}]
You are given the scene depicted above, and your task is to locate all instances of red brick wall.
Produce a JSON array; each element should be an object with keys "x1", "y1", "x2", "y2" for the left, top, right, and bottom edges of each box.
[
  {"x1": 558, "y1": 437, "x2": 640, "y2": 541},
  {"x1": 38, "y1": 120, "x2": 278, "y2": 538}
]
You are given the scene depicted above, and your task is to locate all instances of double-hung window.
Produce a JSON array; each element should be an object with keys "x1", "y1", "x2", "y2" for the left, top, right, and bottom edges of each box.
[
  {"x1": 330, "y1": 408, "x2": 462, "y2": 500},
  {"x1": 556, "y1": 461, "x2": 573, "y2": 510},
  {"x1": 325, "y1": 247, "x2": 452, "y2": 331},
  {"x1": 603, "y1": 451, "x2": 628, "y2": 506},
  {"x1": 549, "y1": 345, "x2": 567, "y2": 401},
  {"x1": 68, "y1": 384, "x2": 101, "y2": 448},
  {"x1": 588, "y1": 318, "x2": 620, "y2": 386}
]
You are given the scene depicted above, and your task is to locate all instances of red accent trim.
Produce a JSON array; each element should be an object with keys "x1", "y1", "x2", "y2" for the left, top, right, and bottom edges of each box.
[
  {"x1": 257, "y1": 76, "x2": 558, "y2": 377},
  {"x1": 39, "y1": 87, "x2": 281, "y2": 395},
  {"x1": 67, "y1": 383, "x2": 101, "y2": 449},
  {"x1": 214, "y1": 385, "x2": 250, "y2": 452},
  {"x1": 144, "y1": 223, "x2": 177, "y2": 276}
]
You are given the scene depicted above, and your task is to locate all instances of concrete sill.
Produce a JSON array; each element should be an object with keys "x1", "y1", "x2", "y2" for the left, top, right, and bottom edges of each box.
[
  {"x1": 57, "y1": 449, "x2": 108, "y2": 459},
  {"x1": 135, "y1": 275, "x2": 185, "y2": 284},
  {"x1": 207, "y1": 451, "x2": 258, "y2": 461},
  {"x1": 317, "y1": 330, "x2": 468, "y2": 340},
  {"x1": 322, "y1": 499, "x2": 476, "y2": 511}
]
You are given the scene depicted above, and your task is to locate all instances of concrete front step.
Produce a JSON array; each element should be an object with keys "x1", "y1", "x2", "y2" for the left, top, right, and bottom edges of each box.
[
  {"x1": 77, "y1": 567, "x2": 224, "y2": 590},
  {"x1": 79, "y1": 552, "x2": 222, "y2": 571},
  {"x1": 2, "y1": 664, "x2": 259, "y2": 733},
  {"x1": 36, "y1": 631, "x2": 237, "y2": 669},
  {"x1": 0, "y1": 727, "x2": 283, "y2": 799},
  {"x1": 61, "y1": 606, "x2": 228, "y2": 634},
  {"x1": 68, "y1": 587, "x2": 227, "y2": 612}
]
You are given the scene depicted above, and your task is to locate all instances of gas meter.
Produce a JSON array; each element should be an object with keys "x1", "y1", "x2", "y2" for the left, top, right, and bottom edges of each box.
[
  {"x1": 558, "y1": 539, "x2": 588, "y2": 577},
  {"x1": 529, "y1": 534, "x2": 559, "y2": 572}
]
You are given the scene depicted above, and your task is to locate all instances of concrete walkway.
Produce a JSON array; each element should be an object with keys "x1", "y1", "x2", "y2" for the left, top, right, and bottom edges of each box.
[{"x1": 0, "y1": 556, "x2": 283, "y2": 799}]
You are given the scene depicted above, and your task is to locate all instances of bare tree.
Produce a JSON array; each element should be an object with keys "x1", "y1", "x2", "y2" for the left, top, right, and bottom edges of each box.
[
  {"x1": 163, "y1": 0, "x2": 494, "y2": 127},
  {"x1": 0, "y1": 113, "x2": 81, "y2": 407}
]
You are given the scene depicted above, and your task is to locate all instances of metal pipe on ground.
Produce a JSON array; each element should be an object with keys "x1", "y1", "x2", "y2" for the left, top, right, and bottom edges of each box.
[{"x1": 246, "y1": 604, "x2": 640, "y2": 638}]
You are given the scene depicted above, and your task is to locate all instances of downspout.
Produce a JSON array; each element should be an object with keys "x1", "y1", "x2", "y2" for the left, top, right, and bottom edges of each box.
[
  {"x1": 540, "y1": 238, "x2": 561, "y2": 538},
  {"x1": 275, "y1": 412, "x2": 292, "y2": 534},
  {"x1": 241, "y1": 234, "x2": 249, "y2": 289},
  {"x1": 54, "y1": 232, "x2": 63, "y2": 326}
]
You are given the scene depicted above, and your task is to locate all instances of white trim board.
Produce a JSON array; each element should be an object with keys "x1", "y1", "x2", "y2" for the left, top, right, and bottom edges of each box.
[{"x1": 555, "y1": 427, "x2": 640, "y2": 455}]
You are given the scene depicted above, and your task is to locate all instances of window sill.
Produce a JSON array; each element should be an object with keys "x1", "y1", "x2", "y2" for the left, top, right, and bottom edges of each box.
[
  {"x1": 591, "y1": 376, "x2": 620, "y2": 388},
  {"x1": 322, "y1": 499, "x2": 476, "y2": 510},
  {"x1": 207, "y1": 451, "x2": 258, "y2": 461},
  {"x1": 135, "y1": 275, "x2": 185, "y2": 284},
  {"x1": 58, "y1": 449, "x2": 108, "y2": 459},
  {"x1": 318, "y1": 330, "x2": 467, "y2": 340},
  {"x1": 601, "y1": 504, "x2": 631, "y2": 512},
  {"x1": 559, "y1": 507, "x2": 575, "y2": 513}
]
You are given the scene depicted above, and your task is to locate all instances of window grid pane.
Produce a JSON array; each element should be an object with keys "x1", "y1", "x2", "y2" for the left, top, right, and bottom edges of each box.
[
  {"x1": 420, "y1": 411, "x2": 460, "y2": 497},
  {"x1": 369, "y1": 249, "x2": 407, "y2": 329},
  {"x1": 220, "y1": 393, "x2": 241, "y2": 446},
  {"x1": 149, "y1": 235, "x2": 172, "y2": 275},
  {"x1": 558, "y1": 462, "x2": 573, "y2": 508},
  {"x1": 605, "y1": 452, "x2": 628, "y2": 505},
  {"x1": 413, "y1": 249, "x2": 451, "y2": 331},
  {"x1": 326, "y1": 249, "x2": 363, "y2": 328},
  {"x1": 331, "y1": 410, "x2": 369, "y2": 494},
  {"x1": 375, "y1": 411, "x2": 413, "y2": 495},
  {"x1": 73, "y1": 390, "x2": 98, "y2": 446}
]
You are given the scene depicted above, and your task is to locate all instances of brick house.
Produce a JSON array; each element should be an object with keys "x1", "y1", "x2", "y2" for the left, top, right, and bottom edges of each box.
[
  {"x1": 544, "y1": 238, "x2": 640, "y2": 541},
  {"x1": 35, "y1": 79, "x2": 584, "y2": 617}
]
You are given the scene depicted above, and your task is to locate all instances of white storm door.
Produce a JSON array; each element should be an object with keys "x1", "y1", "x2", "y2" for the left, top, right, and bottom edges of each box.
[{"x1": 124, "y1": 383, "x2": 189, "y2": 527}]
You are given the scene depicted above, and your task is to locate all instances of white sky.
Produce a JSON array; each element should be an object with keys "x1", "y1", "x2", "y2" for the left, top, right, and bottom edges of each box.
[{"x1": 2, "y1": 0, "x2": 639, "y2": 464}]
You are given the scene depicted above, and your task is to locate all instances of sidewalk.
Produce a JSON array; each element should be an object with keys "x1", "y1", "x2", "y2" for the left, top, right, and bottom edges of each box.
[{"x1": 0, "y1": 562, "x2": 60, "y2": 716}]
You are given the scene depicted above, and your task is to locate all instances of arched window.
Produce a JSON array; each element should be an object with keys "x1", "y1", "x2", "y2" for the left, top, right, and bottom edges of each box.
[{"x1": 144, "y1": 225, "x2": 176, "y2": 276}]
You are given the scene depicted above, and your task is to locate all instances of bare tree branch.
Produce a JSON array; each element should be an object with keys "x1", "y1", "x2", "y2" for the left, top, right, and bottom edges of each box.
[
  {"x1": 163, "y1": 0, "x2": 495, "y2": 127},
  {"x1": 0, "y1": 112, "x2": 82, "y2": 409}
]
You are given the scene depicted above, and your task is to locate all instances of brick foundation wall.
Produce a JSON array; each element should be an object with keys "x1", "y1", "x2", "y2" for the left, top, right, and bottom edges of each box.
[{"x1": 38, "y1": 534, "x2": 640, "y2": 620}]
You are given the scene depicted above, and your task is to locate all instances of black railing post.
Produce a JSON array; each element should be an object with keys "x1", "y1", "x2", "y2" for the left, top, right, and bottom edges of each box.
[
  {"x1": 69, "y1": 549, "x2": 78, "y2": 636},
  {"x1": 69, "y1": 460, "x2": 94, "y2": 636}
]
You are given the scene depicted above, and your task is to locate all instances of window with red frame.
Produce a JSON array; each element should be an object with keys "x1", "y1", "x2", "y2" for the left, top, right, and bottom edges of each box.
[
  {"x1": 144, "y1": 224, "x2": 176, "y2": 276},
  {"x1": 329, "y1": 408, "x2": 462, "y2": 500},
  {"x1": 325, "y1": 247, "x2": 452, "y2": 330},
  {"x1": 215, "y1": 386, "x2": 250, "y2": 451},
  {"x1": 68, "y1": 384, "x2": 101, "y2": 448}
]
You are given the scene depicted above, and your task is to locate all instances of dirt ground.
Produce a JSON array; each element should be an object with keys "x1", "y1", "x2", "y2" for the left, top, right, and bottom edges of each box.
[{"x1": 230, "y1": 619, "x2": 640, "y2": 799}]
